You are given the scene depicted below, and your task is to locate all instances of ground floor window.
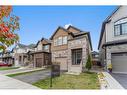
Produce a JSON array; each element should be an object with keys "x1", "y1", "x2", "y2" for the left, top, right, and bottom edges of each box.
[{"x1": 72, "y1": 49, "x2": 82, "y2": 65}]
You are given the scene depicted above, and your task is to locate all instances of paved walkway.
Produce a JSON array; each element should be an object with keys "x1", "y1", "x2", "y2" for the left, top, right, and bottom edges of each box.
[
  {"x1": 91, "y1": 65, "x2": 104, "y2": 73},
  {"x1": 12, "y1": 70, "x2": 50, "y2": 84},
  {"x1": 0, "y1": 74, "x2": 39, "y2": 89},
  {"x1": 0, "y1": 67, "x2": 44, "y2": 75},
  {"x1": 111, "y1": 73, "x2": 127, "y2": 89}
]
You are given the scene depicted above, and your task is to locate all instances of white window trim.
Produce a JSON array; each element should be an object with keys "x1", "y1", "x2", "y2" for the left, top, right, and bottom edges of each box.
[{"x1": 114, "y1": 17, "x2": 127, "y2": 36}]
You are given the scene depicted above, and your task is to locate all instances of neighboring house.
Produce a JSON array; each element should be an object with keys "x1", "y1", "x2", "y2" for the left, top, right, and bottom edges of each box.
[
  {"x1": 91, "y1": 51, "x2": 100, "y2": 66},
  {"x1": 12, "y1": 43, "x2": 35, "y2": 67},
  {"x1": 28, "y1": 38, "x2": 51, "y2": 68},
  {"x1": 50, "y1": 25, "x2": 92, "y2": 73},
  {"x1": 98, "y1": 6, "x2": 127, "y2": 73},
  {"x1": 0, "y1": 50, "x2": 14, "y2": 65}
]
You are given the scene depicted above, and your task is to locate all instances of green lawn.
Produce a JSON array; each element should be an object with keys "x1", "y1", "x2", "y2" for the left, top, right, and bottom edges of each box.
[
  {"x1": 7, "y1": 69, "x2": 45, "y2": 77},
  {"x1": 0, "y1": 67, "x2": 19, "y2": 71},
  {"x1": 32, "y1": 72, "x2": 100, "y2": 89}
]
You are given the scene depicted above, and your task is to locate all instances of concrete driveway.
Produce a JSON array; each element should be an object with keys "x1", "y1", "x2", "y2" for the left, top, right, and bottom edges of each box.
[
  {"x1": 11, "y1": 69, "x2": 51, "y2": 84},
  {"x1": 111, "y1": 73, "x2": 127, "y2": 89}
]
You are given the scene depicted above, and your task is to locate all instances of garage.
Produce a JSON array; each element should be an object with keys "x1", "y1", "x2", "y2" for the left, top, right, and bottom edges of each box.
[
  {"x1": 55, "y1": 57, "x2": 68, "y2": 71},
  {"x1": 36, "y1": 58, "x2": 43, "y2": 67},
  {"x1": 111, "y1": 53, "x2": 127, "y2": 73}
]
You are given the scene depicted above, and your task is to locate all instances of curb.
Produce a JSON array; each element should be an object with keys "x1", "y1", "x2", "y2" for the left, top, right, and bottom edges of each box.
[{"x1": 98, "y1": 72, "x2": 124, "y2": 89}]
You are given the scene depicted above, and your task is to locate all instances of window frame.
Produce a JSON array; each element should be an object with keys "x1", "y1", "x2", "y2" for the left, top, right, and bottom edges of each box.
[
  {"x1": 54, "y1": 36, "x2": 68, "y2": 46},
  {"x1": 43, "y1": 45, "x2": 49, "y2": 50},
  {"x1": 54, "y1": 39, "x2": 57, "y2": 46},
  {"x1": 114, "y1": 24, "x2": 121, "y2": 36},
  {"x1": 62, "y1": 36, "x2": 67, "y2": 45},
  {"x1": 57, "y1": 37, "x2": 62, "y2": 45},
  {"x1": 121, "y1": 22, "x2": 127, "y2": 35},
  {"x1": 114, "y1": 19, "x2": 127, "y2": 36},
  {"x1": 72, "y1": 49, "x2": 82, "y2": 65}
]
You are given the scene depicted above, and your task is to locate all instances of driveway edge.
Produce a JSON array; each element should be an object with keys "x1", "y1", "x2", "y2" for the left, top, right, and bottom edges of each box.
[{"x1": 98, "y1": 72, "x2": 124, "y2": 89}]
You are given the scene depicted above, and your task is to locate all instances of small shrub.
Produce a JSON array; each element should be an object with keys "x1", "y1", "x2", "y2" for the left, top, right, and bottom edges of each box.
[{"x1": 85, "y1": 54, "x2": 92, "y2": 71}]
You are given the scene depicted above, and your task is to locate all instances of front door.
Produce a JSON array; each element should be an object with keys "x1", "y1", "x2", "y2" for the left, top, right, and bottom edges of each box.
[{"x1": 72, "y1": 49, "x2": 82, "y2": 65}]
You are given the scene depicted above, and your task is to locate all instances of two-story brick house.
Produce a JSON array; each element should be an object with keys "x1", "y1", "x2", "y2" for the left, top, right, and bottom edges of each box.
[
  {"x1": 28, "y1": 37, "x2": 51, "y2": 68},
  {"x1": 50, "y1": 25, "x2": 92, "y2": 73},
  {"x1": 98, "y1": 6, "x2": 127, "y2": 73}
]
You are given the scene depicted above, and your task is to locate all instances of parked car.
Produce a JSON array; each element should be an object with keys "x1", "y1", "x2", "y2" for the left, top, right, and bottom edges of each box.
[{"x1": 0, "y1": 61, "x2": 12, "y2": 67}]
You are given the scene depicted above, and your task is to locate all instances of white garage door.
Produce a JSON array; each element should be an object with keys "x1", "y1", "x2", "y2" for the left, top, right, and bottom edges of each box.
[
  {"x1": 55, "y1": 57, "x2": 68, "y2": 71},
  {"x1": 111, "y1": 53, "x2": 127, "y2": 73}
]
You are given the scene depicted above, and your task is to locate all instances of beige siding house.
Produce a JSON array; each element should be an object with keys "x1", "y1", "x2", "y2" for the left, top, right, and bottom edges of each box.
[
  {"x1": 12, "y1": 43, "x2": 35, "y2": 67},
  {"x1": 98, "y1": 6, "x2": 127, "y2": 73},
  {"x1": 50, "y1": 25, "x2": 92, "y2": 73}
]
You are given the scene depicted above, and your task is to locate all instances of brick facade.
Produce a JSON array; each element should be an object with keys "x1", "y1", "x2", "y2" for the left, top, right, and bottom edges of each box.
[
  {"x1": 68, "y1": 37, "x2": 87, "y2": 73},
  {"x1": 50, "y1": 26, "x2": 92, "y2": 73}
]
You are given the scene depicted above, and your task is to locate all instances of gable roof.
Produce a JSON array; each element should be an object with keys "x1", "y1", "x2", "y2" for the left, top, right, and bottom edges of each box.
[
  {"x1": 67, "y1": 25, "x2": 83, "y2": 32},
  {"x1": 50, "y1": 25, "x2": 92, "y2": 50},
  {"x1": 98, "y1": 6, "x2": 121, "y2": 49},
  {"x1": 50, "y1": 25, "x2": 88, "y2": 40},
  {"x1": 41, "y1": 38, "x2": 51, "y2": 44},
  {"x1": 35, "y1": 37, "x2": 51, "y2": 48},
  {"x1": 12, "y1": 43, "x2": 35, "y2": 52},
  {"x1": 67, "y1": 26, "x2": 93, "y2": 50},
  {"x1": 35, "y1": 40, "x2": 41, "y2": 48},
  {"x1": 50, "y1": 26, "x2": 70, "y2": 40},
  {"x1": 11, "y1": 43, "x2": 27, "y2": 52},
  {"x1": 27, "y1": 44, "x2": 36, "y2": 49},
  {"x1": 17, "y1": 43, "x2": 27, "y2": 48}
]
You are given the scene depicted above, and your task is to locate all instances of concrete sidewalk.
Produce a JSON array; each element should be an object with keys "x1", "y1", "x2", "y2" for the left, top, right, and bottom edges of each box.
[
  {"x1": 0, "y1": 74, "x2": 40, "y2": 89},
  {"x1": 0, "y1": 67, "x2": 45, "y2": 75}
]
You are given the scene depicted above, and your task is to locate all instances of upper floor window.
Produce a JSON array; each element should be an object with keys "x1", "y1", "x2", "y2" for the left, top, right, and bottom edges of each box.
[
  {"x1": 63, "y1": 36, "x2": 67, "y2": 44},
  {"x1": 43, "y1": 45, "x2": 49, "y2": 50},
  {"x1": 57, "y1": 37, "x2": 62, "y2": 45},
  {"x1": 54, "y1": 36, "x2": 68, "y2": 46},
  {"x1": 114, "y1": 17, "x2": 127, "y2": 36}
]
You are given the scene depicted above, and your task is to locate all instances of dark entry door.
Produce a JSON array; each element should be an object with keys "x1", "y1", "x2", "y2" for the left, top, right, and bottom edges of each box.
[{"x1": 36, "y1": 58, "x2": 42, "y2": 67}]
